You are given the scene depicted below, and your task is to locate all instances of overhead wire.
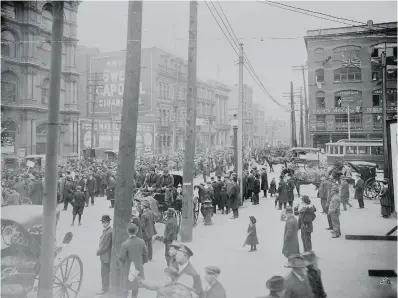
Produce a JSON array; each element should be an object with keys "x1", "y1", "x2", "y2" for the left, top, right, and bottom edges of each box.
[{"x1": 207, "y1": 0, "x2": 285, "y2": 108}]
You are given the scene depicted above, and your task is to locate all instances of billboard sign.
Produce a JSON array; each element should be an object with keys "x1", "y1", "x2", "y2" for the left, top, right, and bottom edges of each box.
[{"x1": 90, "y1": 51, "x2": 153, "y2": 116}]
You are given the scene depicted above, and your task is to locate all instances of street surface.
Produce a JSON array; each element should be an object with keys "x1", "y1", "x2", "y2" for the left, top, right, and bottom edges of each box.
[{"x1": 49, "y1": 165, "x2": 396, "y2": 298}]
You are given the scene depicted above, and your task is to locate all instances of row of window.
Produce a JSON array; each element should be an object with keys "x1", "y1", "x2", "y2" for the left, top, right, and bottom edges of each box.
[
  {"x1": 1, "y1": 71, "x2": 77, "y2": 104},
  {"x1": 315, "y1": 92, "x2": 397, "y2": 108},
  {"x1": 159, "y1": 109, "x2": 186, "y2": 127},
  {"x1": 197, "y1": 102, "x2": 215, "y2": 117},
  {"x1": 314, "y1": 45, "x2": 397, "y2": 62},
  {"x1": 315, "y1": 114, "x2": 383, "y2": 130},
  {"x1": 314, "y1": 67, "x2": 397, "y2": 84}
]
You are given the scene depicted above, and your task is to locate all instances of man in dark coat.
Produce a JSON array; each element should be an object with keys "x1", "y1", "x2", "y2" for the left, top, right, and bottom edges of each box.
[
  {"x1": 282, "y1": 207, "x2": 300, "y2": 258},
  {"x1": 261, "y1": 168, "x2": 268, "y2": 198},
  {"x1": 283, "y1": 255, "x2": 314, "y2": 298},
  {"x1": 175, "y1": 244, "x2": 203, "y2": 297},
  {"x1": 242, "y1": 170, "x2": 248, "y2": 201},
  {"x1": 29, "y1": 176, "x2": 44, "y2": 205},
  {"x1": 87, "y1": 173, "x2": 97, "y2": 206},
  {"x1": 106, "y1": 176, "x2": 116, "y2": 208},
  {"x1": 354, "y1": 176, "x2": 365, "y2": 209},
  {"x1": 96, "y1": 215, "x2": 112, "y2": 295},
  {"x1": 229, "y1": 175, "x2": 240, "y2": 219},
  {"x1": 140, "y1": 200, "x2": 156, "y2": 261},
  {"x1": 119, "y1": 224, "x2": 148, "y2": 298},
  {"x1": 164, "y1": 208, "x2": 178, "y2": 266},
  {"x1": 71, "y1": 186, "x2": 85, "y2": 226},
  {"x1": 286, "y1": 174, "x2": 295, "y2": 207},
  {"x1": 253, "y1": 174, "x2": 261, "y2": 205},
  {"x1": 277, "y1": 176, "x2": 288, "y2": 210},
  {"x1": 247, "y1": 171, "x2": 255, "y2": 202},
  {"x1": 317, "y1": 175, "x2": 330, "y2": 213},
  {"x1": 63, "y1": 176, "x2": 74, "y2": 210},
  {"x1": 203, "y1": 266, "x2": 227, "y2": 298}
]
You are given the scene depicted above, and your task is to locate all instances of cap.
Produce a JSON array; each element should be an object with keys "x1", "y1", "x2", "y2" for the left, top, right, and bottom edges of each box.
[
  {"x1": 100, "y1": 215, "x2": 111, "y2": 222},
  {"x1": 127, "y1": 224, "x2": 139, "y2": 235},
  {"x1": 205, "y1": 266, "x2": 221, "y2": 275},
  {"x1": 178, "y1": 244, "x2": 194, "y2": 257}
]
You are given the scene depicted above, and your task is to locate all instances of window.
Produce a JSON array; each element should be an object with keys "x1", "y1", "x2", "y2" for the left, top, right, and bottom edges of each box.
[
  {"x1": 315, "y1": 91, "x2": 325, "y2": 108},
  {"x1": 157, "y1": 82, "x2": 161, "y2": 97},
  {"x1": 346, "y1": 146, "x2": 357, "y2": 155},
  {"x1": 1, "y1": 71, "x2": 18, "y2": 102},
  {"x1": 371, "y1": 146, "x2": 382, "y2": 155},
  {"x1": 315, "y1": 115, "x2": 326, "y2": 130},
  {"x1": 41, "y1": 78, "x2": 49, "y2": 104},
  {"x1": 38, "y1": 42, "x2": 51, "y2": 66},
  {"x1": 42, "y1": 5, "x2": 53, "y2": 31},
  {"x1": 315, "y1": 69, "x2": 324, "y2": 83},
  {"x1": 165, "y1": 84, "x2": 169, "y2": 99},
  {"x1": 335, "y1": 96, "x2": 342, "y2": 107},
  {"x1": 332, "y1": 46, "x2": 360, "y2": 62},
  {"x1": 373, "y1": 115, "x2": 382, "y2": 129},
  {"x1": 387, "y1": 66, "x2": 397, "y2": 81},
  {"x1": 335, "y1": 114, "x2": 362, "y2": 130},
  {"x1": 372, "y1": 94, "x2": 380, "y2": 106},
  {"x1": 72, "y1": 81, "x2": 77, "y2": 103},
  {"x1": 358, "y1": 146, "x2": 370, "y2": 154},
  {"x1": 334, "y1": 67, "x2": 361, "y2": 82},
  {"x1": 1, "y1": 30, "x2": 16, "y2": 58}
]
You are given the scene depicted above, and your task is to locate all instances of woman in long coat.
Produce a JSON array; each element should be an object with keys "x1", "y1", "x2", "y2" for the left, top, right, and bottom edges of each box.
[
  {"x1": 277, "y1": 176, "x2": 288, "y2": 209},
  {"x1": 380, "y1": 180, "x2": 393, "y2": 218}
]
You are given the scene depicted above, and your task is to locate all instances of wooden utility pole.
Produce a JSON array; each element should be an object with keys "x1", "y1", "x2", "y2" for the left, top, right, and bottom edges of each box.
[
  {"x1": 110, "y1": 104, "x2": 114, "y2": 149},
  {"x1": 181, "y1": 0, "x2": 198, "y2": 242},
  {"x1": 299, "y1": 87, "x2": 304, "y2": 147},
  {"x1": 290, "y1": 81, "x2": 297, "y2": 147},
  {"x1": 37, "y1": 2, "x2": 64, "y2": 298},
  {"x1": 109, "y1": 1, "x2": 143, "y2": 296},
  {"x1": 238, "y1": 43, "x2": 244, "y2": 206},
  {"x1": 293, "y1": 64, "x2": 309, "y2": 146},
  {"x1": 381, "y1": 50, "x2": 390, "y2": 180}
]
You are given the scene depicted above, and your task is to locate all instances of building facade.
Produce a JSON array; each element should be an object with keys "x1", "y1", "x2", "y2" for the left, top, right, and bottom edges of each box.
[
  {"x1": 251, "y1": 103, "x2": 266, "y2": 147},
  {"x1": 228, "y1": 84, "x2": 254, "y2": 147},
  {"x1": 76, "y1": 46, "x2": 230, "y2": 155},
  {"x1": 305, "y1": 21, "x2": 397, "y2": 148},
  {"x1": 1, "y1": 1, "x2": 80, "y2": 161}
]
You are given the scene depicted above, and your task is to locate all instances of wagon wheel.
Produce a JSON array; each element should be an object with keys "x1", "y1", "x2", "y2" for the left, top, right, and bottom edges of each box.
[
  {"x1": 364, "y1": 178, "x2": 383, "y2": 199},
  {"x1": 53, "y1": 255, "x2": 83, "y2": 298}
]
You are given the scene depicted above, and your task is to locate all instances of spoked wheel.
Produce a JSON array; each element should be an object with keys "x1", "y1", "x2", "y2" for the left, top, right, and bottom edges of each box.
[
  {"x1": 53, "y1": 255, "x2": 83, "y2": 298},
  {"x1": 364, "y1": 178, "x2": 383, "y2": 199}
]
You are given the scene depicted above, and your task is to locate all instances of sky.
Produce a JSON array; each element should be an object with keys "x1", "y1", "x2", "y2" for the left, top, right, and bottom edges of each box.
[{"x1": 77, "y1": 1, "x2": 397, "y2": 120}]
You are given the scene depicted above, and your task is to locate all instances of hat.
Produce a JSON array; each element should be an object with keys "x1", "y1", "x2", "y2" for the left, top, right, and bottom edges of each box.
[
  {"x1": 265, "y1": 276, "x2": 285, "y2": 292},
  {"x1": 100, "y1": 215, "x2": 111, "y2": 222},
  {"x1": 249, "y1": 216, "x2": 257, "y2": 224},
  {"x1": 301, "y1": 195, "x2": 311, "y2": 205},
  {"x1": 285, "y1": 255, "x2": 308, "y2": 268},
  {"x1": 301, "y1": 250, "x2": 319, "y2": 265},
  {"x1": 127, "y1": 224, "x2": 139, "y2": 235},
  {"x1": 178, "y1": 244, "x2": 194, "y2": 257},
  {"x1": 170, "y1": 241, "x2": 182, "y2": 249},
  {"x1": 164, "y1": 267, "x2": 179, "y2": 279},
  {"x1": 205, "y1": 266, "x2": 221, "y2": 275},
  {"x1": 210, "y1": 176, "x2": 215, "y2": 180},
  {"x1": 167, "y1": 208, "x2": 176, "y2": 215},
  {"x1": 141, "y1": 200, "x2": 150, "y2": 208},
  {"x1": 76, "y1": 186, "x2": 82, "y2": 191},
  {"x1": 285, "y1": 207, "x2": 293, "y2": 213}
]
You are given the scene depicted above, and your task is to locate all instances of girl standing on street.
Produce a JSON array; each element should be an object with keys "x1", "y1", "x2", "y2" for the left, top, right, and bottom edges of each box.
[
  {"x1": 269, "y1": 177, "x2": 277, "y2": 197},
  {"x1": 244, "y1": 216, "x2": 259, "y2": 252}
]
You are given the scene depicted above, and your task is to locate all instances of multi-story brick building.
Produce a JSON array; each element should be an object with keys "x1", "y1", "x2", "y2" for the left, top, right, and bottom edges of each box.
[
  {"x1": 251, "y1": 103, "x2": 266, "y2": 147},
  {"x1": 76, "y1": 46, "x2": 230, "y2": 155},
  {"x1": 228, "y1": 84, "x2": 254, "y2": 147},
  {"x1": 1, "y1": 1, "x2": 80, "y2": 161},
  {"x1": 305, "y1": 21, "x2": 397, "y2": 148}
]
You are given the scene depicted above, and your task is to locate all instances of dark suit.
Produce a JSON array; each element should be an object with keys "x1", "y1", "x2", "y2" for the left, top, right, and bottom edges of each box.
[
  {"x1": 282, "y1": 216, "x2": 300, "y2": 258},
  {"x1": 204, "y1": 280, "x2": 227, "y2": 298},
  {"x1": 283, "y1": 272, "x2": 314, "y2": 298},
  {"x1": 140, "y1": 208, "x2": 155, "y2": 261},
  {"x1": 177, "y1": 262, "x2": 203, "y2": 297},
  {"x1": 163, "y1": 217, "x2": 178, "y2": 265},
  {"x1": 261, "y1": 172, "x2": 268, "y2": 197},
  {"x1": 87, "y1": 178, "x2": 96, "y2": 204},
  {"x1": 213, "y1": 180, "x2": 224, "y2": 211},
  {"x1": 97, "y1": 226, "x2": 112, "y2": 292},
  {"x1": 247, "y1": 174, "x2": 255, "y2": 201},
  {"x1": 119, "y1": 235, "x2": 148, "y2": 297},
  {"x1": 229, "y1": 182, "x2": 240, "y2": 218}
]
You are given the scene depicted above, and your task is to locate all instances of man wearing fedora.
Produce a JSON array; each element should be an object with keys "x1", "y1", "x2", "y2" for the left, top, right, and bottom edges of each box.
[
  {"x1": 140, "y1": 200, "x2": 156, "y2": 261},
  {"x1": 229, "y1": 175, "x2": 240, "y2": 219},
  {"x1": 282, "y1": 207, "x2": 300, "y2": 259},
  {"x1": 301, "y1": 251, "x2": 327, "y2": 298},
  {"x1": 257, "y1": 276, "x2": 285, "y2": 298},
  {"x1": 119, "y1": 224, "x2": 148, "y2": 298},
  {"x1": 283, "y1": 255, "x2": 313, "y2": 298},
  {"x1": 174, "y1": 244, "x2": 203, "y2": 297},
  {"x1": 203, "y1": 266, "x2": 226, "y2": 298},
  {"x1": 164, "y1": 208, "x2": 179, "y2": 266},
  {"x1": 96, "y1": 215, "x2": 112, "y2": 295}
]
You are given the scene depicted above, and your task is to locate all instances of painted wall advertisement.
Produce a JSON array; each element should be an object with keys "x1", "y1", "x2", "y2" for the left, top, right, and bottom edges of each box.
[
  {"x1": 90, "y1": 51, "x2": 153, "y2": 116},
  {"x1": 80, "y1": 120, "x2": 154, "y2": 157}
]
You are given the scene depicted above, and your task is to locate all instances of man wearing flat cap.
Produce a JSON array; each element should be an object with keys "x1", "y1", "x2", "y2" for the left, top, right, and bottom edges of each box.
[
  {"x1": 174, "y1": 244, "x2": 203, "y2": 297},
  {"x1": 119, "y1": 224, "x2": 148, "y2": 298},
  {"x1": 164, "y1": 208, "x2": 179, "y2": 266},
  {"x1": 203, "y1": 266, "x2": 226, "y2": 298},
  {"x1": 96, "y1": 215, "x2": 112, "y2": 295}
]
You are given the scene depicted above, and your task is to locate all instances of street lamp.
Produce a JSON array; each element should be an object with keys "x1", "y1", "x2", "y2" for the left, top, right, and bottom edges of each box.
[{"x1": 231, "y1": 113, "x2": 238, "y2": 173}]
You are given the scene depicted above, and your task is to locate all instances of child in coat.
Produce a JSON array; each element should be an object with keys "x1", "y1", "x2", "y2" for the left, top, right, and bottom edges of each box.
[
  {"x1": 244, "y1": 216, "x2": 259, "y2": 252},
  {"x1": 269, "y1": 177, "x2": 277, "y2": 197},
  {"x1": 71, "y1": 186, "x2": 85, "y2": 226}
]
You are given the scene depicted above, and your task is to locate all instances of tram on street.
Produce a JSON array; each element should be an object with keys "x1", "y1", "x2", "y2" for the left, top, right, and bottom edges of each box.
[{"x1": 325, "y1": 139, "x2": 384, "y2": 169}]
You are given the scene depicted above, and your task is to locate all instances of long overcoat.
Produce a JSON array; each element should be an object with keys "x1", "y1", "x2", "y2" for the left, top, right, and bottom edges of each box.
[
  {"x1": 282, "y1": 216, "x2": 300, "y2": 258},
  {"x1": 277, "y1": 180, "x2": 288, "y2": 204},
  {"x1": 261, "y1": 172, "x2": 268, "y2": 191},
  {"x1": 229, "y1": 182, "x2": 240, "y2": 210}
]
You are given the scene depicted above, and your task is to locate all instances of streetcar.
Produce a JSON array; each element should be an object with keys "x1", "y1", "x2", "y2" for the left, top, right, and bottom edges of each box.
[{"x1": 325, "y1": 139, "x2": 383, "y2": 169}]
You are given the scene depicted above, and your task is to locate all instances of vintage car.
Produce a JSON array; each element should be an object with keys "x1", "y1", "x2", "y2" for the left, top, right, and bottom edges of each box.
[{"x1": 1, "y1": 206, "x2": 82, "y2": 298}]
